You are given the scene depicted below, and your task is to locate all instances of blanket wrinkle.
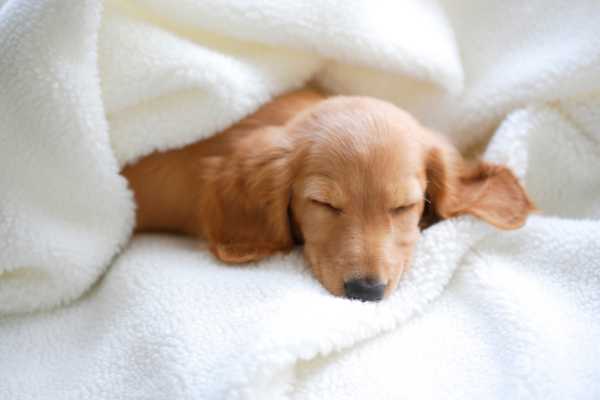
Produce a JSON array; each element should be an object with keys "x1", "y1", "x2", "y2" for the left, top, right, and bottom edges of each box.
[{"x1": 2, "y1": 0, "x2": 600, "y2": 399}]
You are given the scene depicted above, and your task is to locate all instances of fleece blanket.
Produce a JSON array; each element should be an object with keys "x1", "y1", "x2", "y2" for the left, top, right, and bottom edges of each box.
[{"x1": 1, "y1": 0, "x2": 600, "y2": 398}]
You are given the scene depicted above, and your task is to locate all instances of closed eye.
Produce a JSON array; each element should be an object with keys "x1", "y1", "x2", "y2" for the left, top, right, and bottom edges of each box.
[
  {"x1": 310, "y1": 199, "x2": 343, "y2": 214},
  {"x1": 390, "y1": 203, "x2": 416, "y2": 215}
]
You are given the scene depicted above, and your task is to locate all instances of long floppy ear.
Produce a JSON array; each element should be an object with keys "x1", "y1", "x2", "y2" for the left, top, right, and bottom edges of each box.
[
  {"x1": 424, "y1": 134, "x2": 535, "y2": 229},
  {"x1": 196, "y1": 127, "x2": 295, "y2": 263}
]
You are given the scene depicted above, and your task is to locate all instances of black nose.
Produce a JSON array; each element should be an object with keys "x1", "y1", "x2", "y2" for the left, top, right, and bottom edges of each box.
[{"x1": 344, "y1": 279, "x2": 386, "y2": 302}]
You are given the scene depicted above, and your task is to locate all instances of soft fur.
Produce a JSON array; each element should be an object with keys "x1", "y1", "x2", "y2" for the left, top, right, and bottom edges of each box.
[{"x1": 122, "y1": 89, "x2": 534, "y2": 299}]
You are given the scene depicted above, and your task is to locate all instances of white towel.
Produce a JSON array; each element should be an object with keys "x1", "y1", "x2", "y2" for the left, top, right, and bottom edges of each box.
[{"x1": 1, "y1": 0, "x2": 600, "y2": 398}]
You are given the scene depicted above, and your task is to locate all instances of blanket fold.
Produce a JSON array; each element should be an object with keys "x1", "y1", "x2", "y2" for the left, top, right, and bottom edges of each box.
[{"x1": 0, "y1": 0, "x2": 134, "y2": 314}]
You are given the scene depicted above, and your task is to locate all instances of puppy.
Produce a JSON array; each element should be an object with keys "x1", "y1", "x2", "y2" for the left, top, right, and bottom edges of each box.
[{"x1": 122, "y1": 89, "x2": 534, "y2": 301}]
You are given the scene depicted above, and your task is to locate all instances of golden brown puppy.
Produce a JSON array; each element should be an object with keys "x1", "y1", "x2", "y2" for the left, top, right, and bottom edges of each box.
[{"x1": 122, "y1": 89, "x2": 534, "y2": 301}]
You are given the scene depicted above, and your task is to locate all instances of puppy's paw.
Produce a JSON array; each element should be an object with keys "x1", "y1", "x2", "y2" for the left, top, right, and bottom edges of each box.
[{"x1": 210, "y1": 243, "x2": 271, "y2": 264}]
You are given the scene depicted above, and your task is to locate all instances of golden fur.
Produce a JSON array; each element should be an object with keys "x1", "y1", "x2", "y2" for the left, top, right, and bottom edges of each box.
[{"x1": 122, "y1": 89, "x2": 534, "y2": 299}]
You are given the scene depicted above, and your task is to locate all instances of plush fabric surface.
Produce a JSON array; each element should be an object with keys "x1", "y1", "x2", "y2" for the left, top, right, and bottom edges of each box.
[{"x1": 1, "y1": 0, "x2": 600, "y2": 398}]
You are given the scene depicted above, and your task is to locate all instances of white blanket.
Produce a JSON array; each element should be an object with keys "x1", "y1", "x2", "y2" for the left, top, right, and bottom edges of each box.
[{"x1": 1, "y1": 0, "x2": 600, "y2": 398}]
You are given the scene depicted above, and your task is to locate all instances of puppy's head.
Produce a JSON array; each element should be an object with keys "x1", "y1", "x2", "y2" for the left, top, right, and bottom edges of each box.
[{"x1": 285, "y1": 97, "x2": 534, "y2": 301}]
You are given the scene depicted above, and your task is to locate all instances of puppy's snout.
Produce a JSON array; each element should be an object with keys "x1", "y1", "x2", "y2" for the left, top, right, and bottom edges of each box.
[{"x1": 344, "y1": 278, "x2": 386, "y2": 302}]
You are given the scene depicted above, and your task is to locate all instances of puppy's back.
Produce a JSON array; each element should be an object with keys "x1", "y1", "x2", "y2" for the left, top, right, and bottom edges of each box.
[{"x1": 122, "y1": 88, "x2": 325, "y2": 234}]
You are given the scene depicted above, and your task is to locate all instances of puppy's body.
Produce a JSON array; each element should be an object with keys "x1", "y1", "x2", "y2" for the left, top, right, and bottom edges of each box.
[
  {"x1": 123, "y1": 89, "x2": 322, "y2": 239},
  {"x1": 123, "y1": 89, "x2": 534, "y2": 301}
]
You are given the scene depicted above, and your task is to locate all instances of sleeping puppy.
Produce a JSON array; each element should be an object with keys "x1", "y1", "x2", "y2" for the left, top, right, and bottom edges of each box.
[{"x1": 122, "y1": 89, "x2": 534, "y2": 302}]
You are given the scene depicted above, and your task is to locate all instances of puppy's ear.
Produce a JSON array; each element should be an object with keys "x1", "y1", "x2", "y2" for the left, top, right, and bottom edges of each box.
[
  {"x1": 424, "y1": 134, "x2": 535, "y2": 229},
  {"x1": 197, "y1": 127, "x2": 296, "y2": 263}
]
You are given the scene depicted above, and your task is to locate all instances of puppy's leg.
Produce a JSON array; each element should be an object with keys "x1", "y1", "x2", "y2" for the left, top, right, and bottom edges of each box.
[{"x1": 210, "y1": 243, "x2": 279, "y2": 264}]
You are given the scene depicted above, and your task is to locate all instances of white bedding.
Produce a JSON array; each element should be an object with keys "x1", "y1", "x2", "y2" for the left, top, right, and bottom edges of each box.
[{"x1": 1, "y1": 0, "x2": 600, "y2": 398}]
